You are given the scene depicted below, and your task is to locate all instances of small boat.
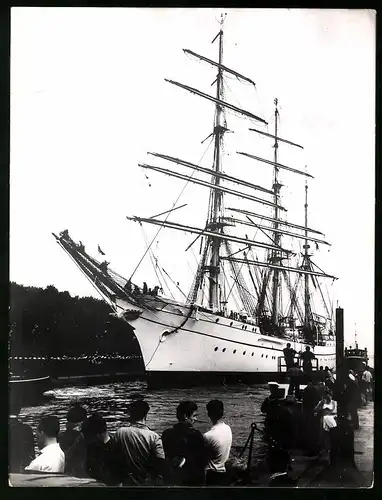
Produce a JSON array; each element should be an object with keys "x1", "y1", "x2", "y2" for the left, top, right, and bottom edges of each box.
[
  {"x1": 344, "y1": 327, "x2": 372, "y2": 375},
  {"x1": 9, "y1": 375, "x2": 51, "y2": 406}
]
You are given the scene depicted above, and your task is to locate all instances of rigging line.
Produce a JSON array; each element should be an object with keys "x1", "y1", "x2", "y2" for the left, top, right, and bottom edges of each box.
[
  {"x1": 140, "y1": 225, "x2": 164, "y2": 291},
  {"x1": 246, "y1": 236, "x2": 263, "y2": 300},
  {"x1": 309, "y1": 258, "x2": 332, "y2": 277},
  {"x1": 162, "y1": 267, "x2": 188, "y2": 299},
  {"x1": 152, "y1": 257, "x2": 166, "y2": 296},
  {"x1": 128, "y1": 137, "x2": 214, "y2": 282},
  {"x1": 316, "y1": 276, "x2": 331, "y2": 320},
  {"x1": 224, "y1": 247, "x2": 248, "y2": 305},
  {"x1": 225, "y1": 244, "x2": 251, "y2": 259},
  {"x1": 58, "y1": 242, "x2": 114, "y2": 309},
  {"x1": 150, "y1": 241, "x2": 171, "y2": 297},
  {"x1": 245, "y1": 216, "x2": 278, "y2": 246},
  {"x1": 223, "y1": 76, "x2": 245, "y2": 112},
  {"x1": 324, "y1": 282, "x2": 334, "y2": 320},
  {"x1": 222, "y1": 269, "x2": 241, "y2": 312},
  {"x1": 226, "y1": 247, "x2": 255, "y2": 314},
  {"x1": 193, "y1": 259, "x2": 209, "y2": 307},
  {"x1": 229, "y1": 273, "x2": 259, "y2": 307},
  {"x1": 253, "y1": 84, "x2": 266, "y2": 124},
  {"x1": 190, "y1": 245, "x2": 201, "y2": 266},
  {"x1": 157, "y1": 265, "x2": 176, "y2": 300}
]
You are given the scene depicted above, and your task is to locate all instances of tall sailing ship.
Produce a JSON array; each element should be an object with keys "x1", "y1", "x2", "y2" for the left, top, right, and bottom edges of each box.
[{"x1": 54, "y1": 15, "x2": 337, "y2": 387}]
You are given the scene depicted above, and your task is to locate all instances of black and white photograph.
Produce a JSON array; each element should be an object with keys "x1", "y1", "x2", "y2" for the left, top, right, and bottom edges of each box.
[{"x1": 9, "y1": 8, "x2": 374, "y2": 488}]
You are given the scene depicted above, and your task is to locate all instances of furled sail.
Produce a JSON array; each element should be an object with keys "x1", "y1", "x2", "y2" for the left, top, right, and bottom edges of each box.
[
  {"x1": 237, "y1": 151, "x2": 312, "y2": 178},
  {"x1": 248, "y1": 127, "x2": 304, "y2": 149},
  {"x1": 139, "y1": 163, "x2": 284, "y2": 210},
  {"x1": 126, "y1": 216, "x2": 293, "y2": 254},
  {"x1": 148, "y1": 152, "x2": 274, "y2": 195},
  {"x1": 165, "y1": 79, "x2": 267, "y2": 124},
  {"x1": 227, "y1": 207, "x2": 324, "y2": 235},
  {"x1": 183, "y1": 49, "x2": 256, "y2": 86}
]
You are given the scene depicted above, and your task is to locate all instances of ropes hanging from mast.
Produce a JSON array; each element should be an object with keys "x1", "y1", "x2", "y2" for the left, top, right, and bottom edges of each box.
[{"x1": 127, "y1": 136, "x2": 214, "y2": 283}]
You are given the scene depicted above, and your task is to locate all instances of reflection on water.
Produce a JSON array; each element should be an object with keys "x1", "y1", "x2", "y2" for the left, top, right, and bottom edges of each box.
[{"x1": 20, "y1": 381, "x2": 269, "y2": 456}]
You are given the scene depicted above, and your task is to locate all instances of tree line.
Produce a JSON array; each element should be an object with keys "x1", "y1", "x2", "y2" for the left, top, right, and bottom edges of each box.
[{"x1": 9, "y1": 282, "x2": 142, "y2": 360}]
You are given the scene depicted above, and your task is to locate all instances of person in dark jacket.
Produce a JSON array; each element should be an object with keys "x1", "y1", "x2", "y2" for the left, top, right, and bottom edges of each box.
[
  {"x1": 162, "y1": 401, "x2": 206, "y2": 485},
  {"x1": 261, "y1": 383, "x2": 291, "y2": 472},
  {"x1": 287, "y1": 363, "x2": 303, "y2": 400},
  {"x1": 9, "y1": 399, "x2": 35, "y2": 473},
  {"x1": 324, "y1": 366, "x2": 335, "y2": 391},
  {"x1": 58, "y1": 403, "x2": 87, "y2": 477},
  {"x1": 283, "y1": 343, "x2": 297, "y2": 371},
  {"x1": 299, "y1": 346, "x2": 316, "y2": 375},
  {"x1": 302, "y1": 380, "x2": 320, "y2": 413},
  {"x1": 301, "y1": 380, "x2": 321, "y2": 456},
  {"x1": 82, "y1": 413, "x2": 122, "y2": 486},
  {"x1": 261, "y1": 383, "x2": 293, "y2": 445},
  {"x1": 316, "y1": 366, "x2": 326, "y2": 382}
]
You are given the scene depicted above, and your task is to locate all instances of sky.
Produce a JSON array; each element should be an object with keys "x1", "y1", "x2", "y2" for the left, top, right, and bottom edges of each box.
[{"x1": 10, "y1": 8, "x2": 375, "y2": 356}]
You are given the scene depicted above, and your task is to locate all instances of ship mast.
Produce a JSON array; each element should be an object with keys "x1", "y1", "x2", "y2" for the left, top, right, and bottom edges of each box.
[
  {"x1": 303, "y1": 179, "x2": 311, "y2": 329},
  {"x1": 271, "y1": 98, "x2": 281, "y2": 325},
  {"x1": 208, "y1": 13, "x2": 225, "y2": 310}
]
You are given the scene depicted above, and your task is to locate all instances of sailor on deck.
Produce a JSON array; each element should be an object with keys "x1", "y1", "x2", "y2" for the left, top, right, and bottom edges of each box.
[
  {"x1": 300, "y1": 346, "x2": 316, "y2": 375},
  {"x1": 283, "y1": 343, "x2": 296, "y2": 371}
]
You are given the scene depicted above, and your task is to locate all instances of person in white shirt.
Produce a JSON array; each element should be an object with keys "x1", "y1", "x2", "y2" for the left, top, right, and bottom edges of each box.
[
  {"x1": 25, "y1": 416, "x2": 65, "y2": 473},
  {"x1": 361, "y1": 369, "x2": 373, "y2": 401},
  {"x1": 203, "y1": 400, "x2": 232, "y2": 486}
]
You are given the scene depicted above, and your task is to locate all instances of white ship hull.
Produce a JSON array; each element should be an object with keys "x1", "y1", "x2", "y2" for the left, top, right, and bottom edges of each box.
[{"x1": 115, "y1": 296, "x2": 336, "y2": 387}]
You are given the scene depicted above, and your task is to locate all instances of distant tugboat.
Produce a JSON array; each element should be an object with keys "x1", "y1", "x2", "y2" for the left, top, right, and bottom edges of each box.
[{"x1": 344, "y1": 327, "x2": 371, "y2": 376}]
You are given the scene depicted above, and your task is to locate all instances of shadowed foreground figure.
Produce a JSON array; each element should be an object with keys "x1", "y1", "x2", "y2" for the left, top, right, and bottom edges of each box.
[
  {"x1": 82, "y1": 413, "x2": 122, "y2": 486},
  {"x1": 261, "y1": 382, "x2": 294, "y2": 472},
  {"x1": 162, "y1": 401, "x2": 206, "y2": 485},
  {"x1": 9, "y1": 399, "x2": 35, "y2": 473},
  {"x1": 309, "y1": 416, "x2": 366, "y2": 487},
  {"x1": 58, "y1": 403, "x2": 87, "y2": 477}
]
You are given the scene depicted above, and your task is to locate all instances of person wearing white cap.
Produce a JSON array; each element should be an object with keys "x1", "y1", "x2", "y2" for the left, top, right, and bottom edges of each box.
[
  {"x1": 261, "y1": 383, "x2": 291, "y2": 472},
  {"x1": 261, "y1": 383, "x2": 283, "y2": 434},
  {"x1": 361, "y1": 368, "x2": 373, "y2": 401}
]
